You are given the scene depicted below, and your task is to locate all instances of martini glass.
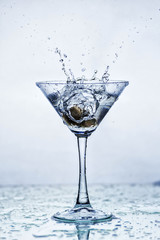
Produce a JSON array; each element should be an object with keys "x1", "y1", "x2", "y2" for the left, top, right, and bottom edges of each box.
[{"x1": 36, "y1": 80, "x2": 129, "y2": 223}]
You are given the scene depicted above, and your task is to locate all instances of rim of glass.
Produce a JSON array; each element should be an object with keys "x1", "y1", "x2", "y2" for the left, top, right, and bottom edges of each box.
[{"x1": 36, "y1": 80, "x2": 129, "y2": 85}]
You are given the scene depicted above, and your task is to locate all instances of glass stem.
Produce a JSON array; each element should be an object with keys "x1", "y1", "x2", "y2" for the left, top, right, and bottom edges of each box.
[{"x1": 75, "y1": 136, "x2": 91, "y2": 208}]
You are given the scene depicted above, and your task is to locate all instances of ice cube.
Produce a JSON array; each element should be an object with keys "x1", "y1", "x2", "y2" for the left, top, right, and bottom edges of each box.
[{"x1": 47, "y1": 92, "x2": 60, "y2": 106}]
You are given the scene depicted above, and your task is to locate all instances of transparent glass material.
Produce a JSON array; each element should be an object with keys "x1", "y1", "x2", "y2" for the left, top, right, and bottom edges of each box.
[{"x1": 36, "y1": 80, "x2": 129, "y2": 223}]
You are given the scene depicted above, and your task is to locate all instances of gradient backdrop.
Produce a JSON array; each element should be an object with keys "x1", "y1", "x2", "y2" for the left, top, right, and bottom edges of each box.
[{"x1": 0, "y1": 0, "x2": 160, "y2": 185}]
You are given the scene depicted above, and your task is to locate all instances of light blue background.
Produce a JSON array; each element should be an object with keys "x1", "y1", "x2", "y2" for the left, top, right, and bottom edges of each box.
[{"x1": 0, "y1": 0, "x2": 160, "y2": 185}]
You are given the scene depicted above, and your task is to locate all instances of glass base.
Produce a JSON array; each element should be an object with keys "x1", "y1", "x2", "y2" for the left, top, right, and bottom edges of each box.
[{"x1": 52, "y1": 205, "x2": 113, "y2": 223}]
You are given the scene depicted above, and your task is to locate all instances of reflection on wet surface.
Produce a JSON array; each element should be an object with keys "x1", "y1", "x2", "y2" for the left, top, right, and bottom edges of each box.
[{"x1": 0, "y1": 184, "x2": 160, "y2": 239}]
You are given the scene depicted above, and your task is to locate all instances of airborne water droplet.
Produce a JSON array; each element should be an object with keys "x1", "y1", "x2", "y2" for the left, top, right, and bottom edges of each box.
[{"x1": 91, "y1": 70, "x2": 98, "y2": 80}]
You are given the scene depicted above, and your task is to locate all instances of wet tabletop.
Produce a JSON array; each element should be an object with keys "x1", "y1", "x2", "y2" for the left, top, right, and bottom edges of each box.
[{"x1": 0, "y1": 184, "x2": 160, "y2": 240}]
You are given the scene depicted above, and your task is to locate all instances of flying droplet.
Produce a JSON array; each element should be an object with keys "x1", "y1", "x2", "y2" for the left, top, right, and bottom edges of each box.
[
  {"x1": 81, "y1": 68, "x2": 86, "y2": 72},
  {"x1": 81, "y1": 75, "x2": 85, "y2": 80},
  {"x1": 64, "y1": 54, "x2": 67, "y2": 58}
]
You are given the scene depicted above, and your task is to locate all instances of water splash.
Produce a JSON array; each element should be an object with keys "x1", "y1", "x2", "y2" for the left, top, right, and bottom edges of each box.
[
  {"x1": 69, "y1": 68, "x2": 75, "y2": 82},
  {"x1": 102, "y1": 66, "x2": 110, "y2": 82},
  {"x1": 55, "y1": 48, "x2": 110, "y2": 83},
  {"x1": 55, "y1": 48, "x2": 74, "y2": 82}
]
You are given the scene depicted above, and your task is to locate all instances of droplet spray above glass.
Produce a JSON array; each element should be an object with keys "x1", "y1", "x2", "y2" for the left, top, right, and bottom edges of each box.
[{"x1": 36, "y1": 55, "x2": 129, "y2": 222}]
